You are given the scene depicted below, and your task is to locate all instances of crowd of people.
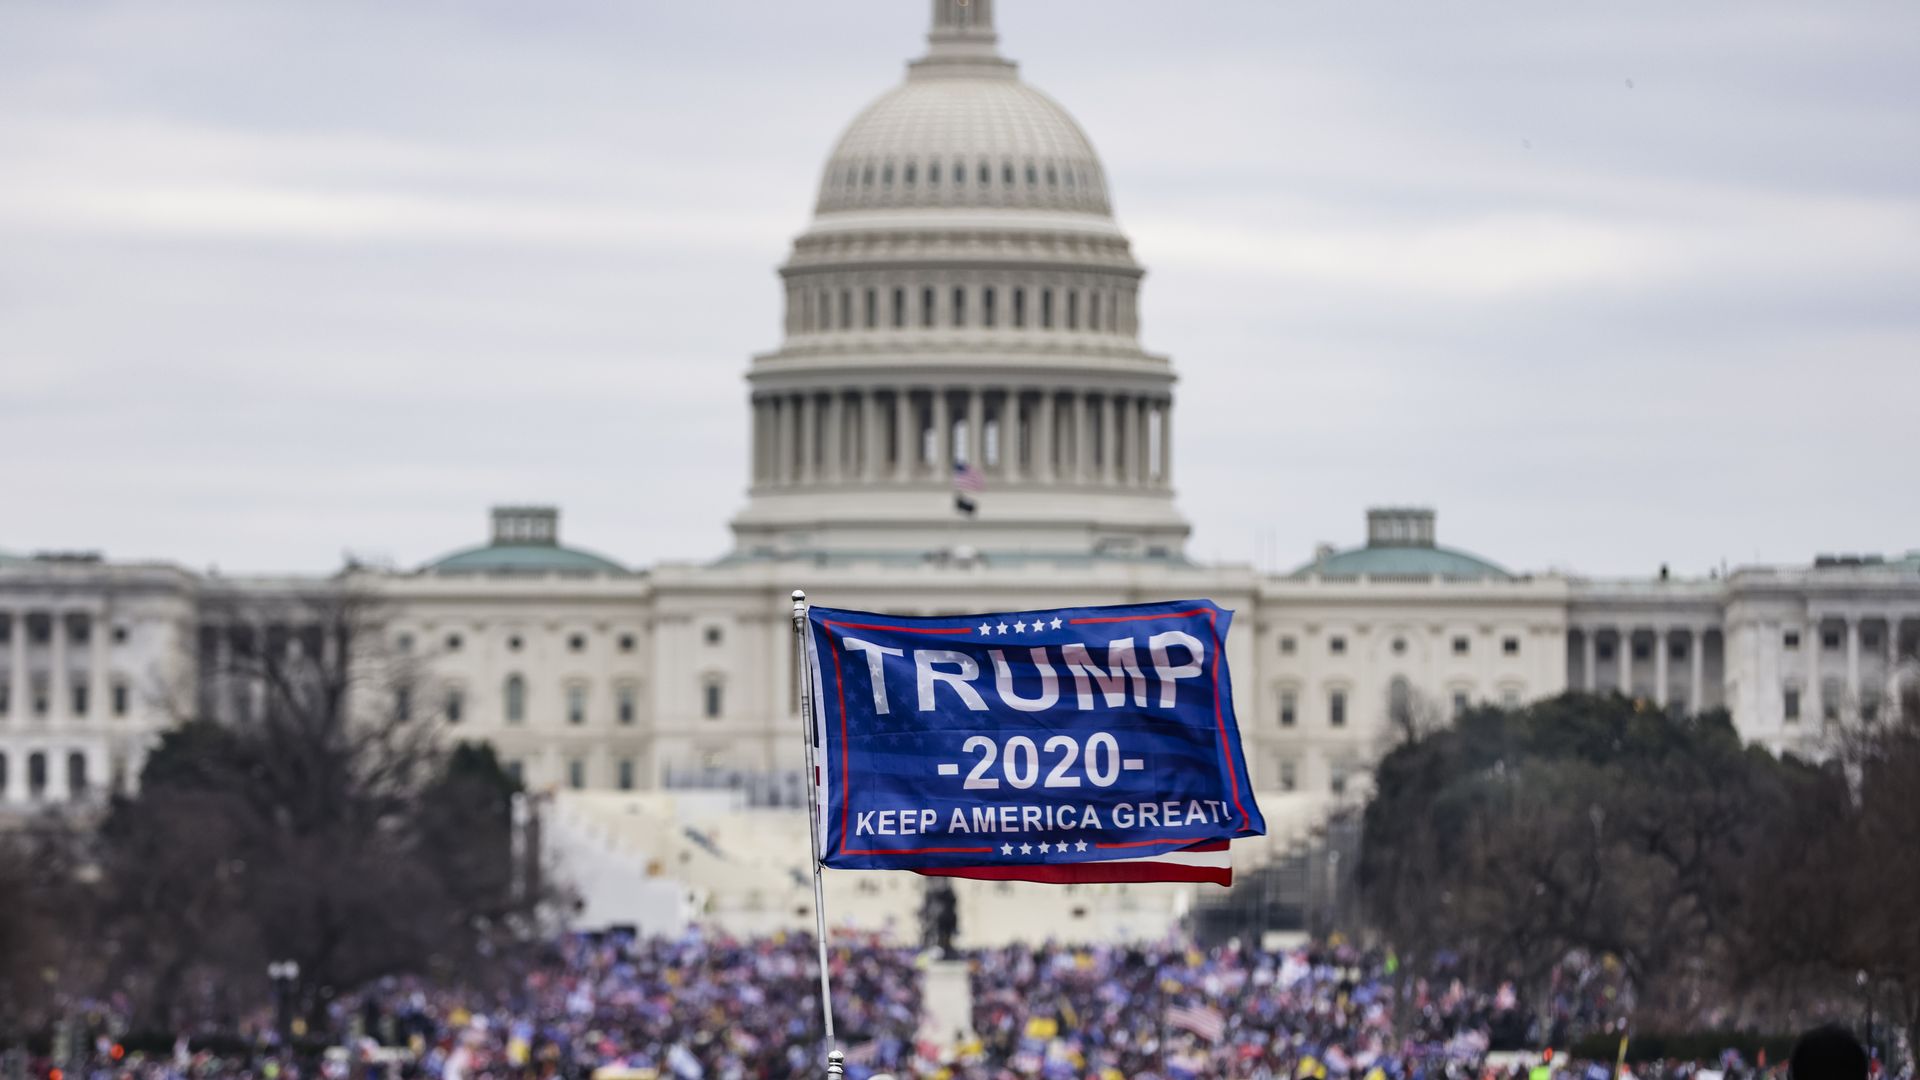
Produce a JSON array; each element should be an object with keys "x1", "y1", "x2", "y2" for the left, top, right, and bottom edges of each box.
[{"x1": 15, "y1": 933, "x2": 1856, "y2": 1080}]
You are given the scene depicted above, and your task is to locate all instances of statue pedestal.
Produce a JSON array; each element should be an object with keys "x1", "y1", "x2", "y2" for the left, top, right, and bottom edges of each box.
[{"x1": 917, "y1": 958, "x2": 975, "y2": 1049}]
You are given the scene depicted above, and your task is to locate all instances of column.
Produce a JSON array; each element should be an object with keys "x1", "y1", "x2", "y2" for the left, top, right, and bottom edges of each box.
[
  {"x1": 4, "y1": 735, "x2": 26, "y2": 804},
  {"x1": 930, "y1": 389, "x2": 950, "y2": 473},
  {"x1": 1076, "y1": 392, "x2": 1093, "y2": 484},
  {"x1": 1158, "y1": 399, "x2": 1172, "y2": 488},
  {"x1": 797, "y1": 394, "x2": 816, "y2": 484},
  {"x1": 8, "y1": 609, "x2": 25, "y2": 719},
  {"x1": 89, "y1": 604, "x2": 109, "y2": 724},
  {"x1": 1034, "y1": 390, "x2": 1055, "y2": 483},
  {"x1": 1689, "y1": 627, "x2": 1705, "y2": 713},
  {"x1": 1100, "y1": 395, "x2": 1118, "y2": 485},
  {"x1": 824, "y1": 392, "x2": 844, "y2": 482},
  {"x1": 47, "y1": 742, "x2": 69, "y2": 802},
  {"x1": 49, "y1": 609, "x2": 68, "y2": 721},
  {"x1": 1582, "y1": 629, "x2": 1597, "y2": 693},
  {"x1": 1845, "y1": 617, "x2": 1861, "y2": 718},
  {"x1": 1617, "y1": 628, "x2": 1632, "y2": 695},
  {"x1": 1806, "y1": 616, "x2": 1823, "y2": 725},
  {"x1": 1128, "y1": 395, "x2": 1144, "y2": 488},
  {"x1": 893, "y1": 389, "x2": 913, "y2": 482},
  {"x1": 87, "y1": 743, "x2": 110, "y2": 802},
  {"x1": 966, "y1": 388, "x2": 985, "y2": 470},
  {"x1": 861, "y1": 391, "x2": 881, "y2": 481},
  {"x1": 1890, "y1": 617, "x2": 1904, "y2": 716},
  {"x1": 773, "y1": 397, "x2": 792, "y2": 485},
  {"x1": 1654, "y1": 628, "x2": 1670, "y2": 708},
  {"x1": 1004, "y1": 393, "x2": 1024, "y2": 483}
]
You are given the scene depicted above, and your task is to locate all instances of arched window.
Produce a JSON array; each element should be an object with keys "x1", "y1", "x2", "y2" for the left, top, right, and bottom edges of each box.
[
  {"x1": 921, "y1": 287, "x2": 935, "y2": 328},
  {"x1": 1089, "y1": 292, "x2": 1102, "y2": 331},
  {"x1": 566, "y1": 683, "x2": 586, "y2": 725},
  {"x1": 951, "y1": 287, "x2": 966, "y2": 327},
  {"x1": 864, "y1": 288, "x2": 877, "y2": 328},
  {"x1": 982, "y1": 287, "x2": 997, "y2": 328},
  {"x1": 839, "y1": 289, "x2": 852, "y2": 329},
  {"x1": 978, "y1": 161, "x2": 990, "y2": 186},
  {"x1": 881, "y1": 163, "x2": 894, "y2": 186},
  {"x1": 904, "y1": 162, "x2": 916, "y2": 185},
  {"x1": 1041, "y1": 288, "x2": 1054, "y2": 329},
  {"x1": 28, "y1": 752, "x2": 46, "y2": 797},
  {"x1": 1389, "y1": 676, "x2": 1413, "y2": 731},
  {"x1": 1067, "y1": 290, "x2": 1079, "y2": 330},
  {"x1": 703, "y1": 678, "x2": 724, "y2": 719},
  {"x1": 505, "y1": 674, "x2": 526, "y2": 724},
  {"x1": 817, "y1": 291, "x2": 830, "y2": 330},
  {"x1": 1012, "y1": 288, "x2": 1026, "y2": 328},
  {"x1": 891, "y1": 288, "x2": 906, "y2": 328},
  {"x1": 927, "y1": 161, "x2": 938, "y2": 186},
  {"x1": 67, "y1": 752, "x2": 87, "y2": 796},
  {"x1": 446, "y1": 687, "x2": 464, "y2": 724},
  {"x1": 953, "y1": 161, "x2": 965, "y2": 185},
  {"x1": 1002, "y1": 162, "x2": 1015, "y2": 186},
  {"x1": 1025, "y1": 163, "x2": 1038, "y2": 186}
]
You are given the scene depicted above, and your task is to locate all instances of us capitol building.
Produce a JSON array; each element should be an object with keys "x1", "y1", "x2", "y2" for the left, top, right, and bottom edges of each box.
[{"x1": 3, "y1": 1, "x2": 1916, "y2": 857}]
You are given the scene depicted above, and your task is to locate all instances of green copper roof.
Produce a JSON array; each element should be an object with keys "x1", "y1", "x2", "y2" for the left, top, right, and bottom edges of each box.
[
  {"x1": 1293, "y1": 544, "x2": 1511, "y2": 581},
  {"x1": 427, "y1": 543, "x2": 626, "y2": 576}
]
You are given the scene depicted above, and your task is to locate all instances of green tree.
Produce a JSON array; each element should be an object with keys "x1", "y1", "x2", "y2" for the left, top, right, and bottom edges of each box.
[{"x1": 1359, "y1": 693, "x2": 1810, "y2": 1026}]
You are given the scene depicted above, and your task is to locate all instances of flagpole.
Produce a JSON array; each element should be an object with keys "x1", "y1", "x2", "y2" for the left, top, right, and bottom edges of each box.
[{"x1": 791, "y1": 590, "x2": 843, "y2": 1079}]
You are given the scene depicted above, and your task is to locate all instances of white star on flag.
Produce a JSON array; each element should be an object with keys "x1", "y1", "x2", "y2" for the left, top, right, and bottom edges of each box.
[
  {"x1": 1019, "y1": 842, "x2": 1032, "y2": 854},
  {"x1": 1036, "y1": 842, "x2": 1050, "y2": 853},
  {"x1": 1049, "y1": 616, "x2": 1063, "y2": 629},
  {"x1": 1014, "y1": 620, "x2": 1027, "y2": 632},
  {"x1": 996, "y1": 622, "x2": 1008, "y2": 634},
  {"x1": 979, "y1": 622, "x2": 991, "y2": 635},
  {"x1": 1001, "y1": 843, "x2": 1013, "y2": 855}
]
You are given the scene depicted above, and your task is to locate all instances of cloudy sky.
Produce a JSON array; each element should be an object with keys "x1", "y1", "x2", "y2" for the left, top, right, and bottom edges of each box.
[{"x1": 4, "y1": 0, "x2": 1916, "y2": 577}]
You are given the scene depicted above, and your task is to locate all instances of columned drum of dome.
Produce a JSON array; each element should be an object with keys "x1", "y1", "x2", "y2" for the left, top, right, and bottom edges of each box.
[{"x1": 731, "y1": 0, "x2": 1190, "y2": 562}]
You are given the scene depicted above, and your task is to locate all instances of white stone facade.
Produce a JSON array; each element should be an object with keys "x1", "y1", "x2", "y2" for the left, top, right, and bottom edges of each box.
[{"x1": 3, "y1": 3, "x2": 1916, "y2": 824}]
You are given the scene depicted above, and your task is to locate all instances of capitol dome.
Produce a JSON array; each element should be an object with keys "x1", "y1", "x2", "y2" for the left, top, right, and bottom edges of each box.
[
  {"x1": 732, "y1": 0, "x2": 1189, "y2": 561},
  {"x1": 815, "y1": 75, "x2": 1111, "y2": 215}
]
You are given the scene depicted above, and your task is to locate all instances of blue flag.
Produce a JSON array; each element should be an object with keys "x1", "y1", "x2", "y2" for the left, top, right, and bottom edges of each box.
[{"x1": 802, "y1": 599, "x2": 1265, "y2": 874}]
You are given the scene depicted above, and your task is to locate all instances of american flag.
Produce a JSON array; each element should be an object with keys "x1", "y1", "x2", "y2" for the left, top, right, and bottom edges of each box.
[
  {"x1": 1166, "y1": 1003, "x2": 1227, "y2": 1043},
  {"x1": 952, "y1": 460, "x2": 985, "y2": 492}
]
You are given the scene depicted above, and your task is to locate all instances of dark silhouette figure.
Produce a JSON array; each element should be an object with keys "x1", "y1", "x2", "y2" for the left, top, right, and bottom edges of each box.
[
  {"x1": 921, "y1": 877, "x2": 959, "y2": 958},
  {"x1": 1790, "y1": 1024, "x2": 1868, "y2": 1080}
]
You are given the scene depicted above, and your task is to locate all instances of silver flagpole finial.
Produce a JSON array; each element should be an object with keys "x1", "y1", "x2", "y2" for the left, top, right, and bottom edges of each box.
[{"x1": 825, "y1": 1050, "x2": 846, "y2": 1079}]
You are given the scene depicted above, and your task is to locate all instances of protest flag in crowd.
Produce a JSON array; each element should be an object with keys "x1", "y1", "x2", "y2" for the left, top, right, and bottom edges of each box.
[{"x1": 799, "y1": 599, "x2": 1265, "y2": 886}]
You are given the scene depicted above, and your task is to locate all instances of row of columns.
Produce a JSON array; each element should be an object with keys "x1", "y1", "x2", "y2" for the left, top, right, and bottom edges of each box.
[
  {"x1": 1, "y1": 608, "x2": 112, "y2": 722},
  {"x1": 1802, "y1": 613, "x2": 1912, "y2": 723},
  {"x1": 1576, "y1": 625, "x2": 1716, "y2": 711},
  {"x1": 751, "y1": 387, "x2": 1172, "y2": 491},
  {"x1": 788, "y1": 282, "x2": 1137, "y2": 338},
  {"x1": 0, "y1": 744, "x2": 107, "y2": 805}
]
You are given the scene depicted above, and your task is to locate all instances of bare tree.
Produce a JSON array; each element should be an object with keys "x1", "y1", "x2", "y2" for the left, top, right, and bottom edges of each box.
[{"x1": 92, "y1": 581, "x2": 544, "y2": 1032}]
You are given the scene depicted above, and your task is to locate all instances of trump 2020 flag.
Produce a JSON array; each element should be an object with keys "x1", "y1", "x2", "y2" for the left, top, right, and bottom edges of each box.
[{"x1": 802, "y1": 599, "x2": 1264, "y2": 886}]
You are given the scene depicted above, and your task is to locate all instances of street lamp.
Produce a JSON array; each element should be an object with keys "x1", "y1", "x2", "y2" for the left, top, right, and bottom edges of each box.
[
  {"x1": 1856, "y1": 970, "x2": 1873, "y2": 1067},
  {"x1": 268, "y1": 960, "x2": 301, "y2": 1042}
]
